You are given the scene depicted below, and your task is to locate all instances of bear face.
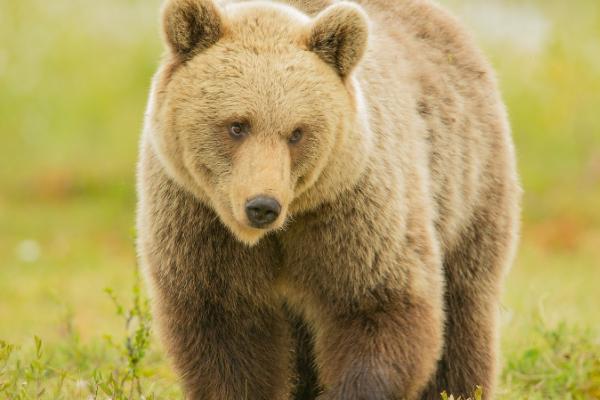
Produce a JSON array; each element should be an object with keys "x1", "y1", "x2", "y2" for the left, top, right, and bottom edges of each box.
[{"x1": 147, "y1": 0, "x2": 370, "y2": 244}]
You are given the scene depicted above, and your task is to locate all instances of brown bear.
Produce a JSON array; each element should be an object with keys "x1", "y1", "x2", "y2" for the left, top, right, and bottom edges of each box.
[{"x1": 136, "y1": 0, "x2": 521, "y2": 399}]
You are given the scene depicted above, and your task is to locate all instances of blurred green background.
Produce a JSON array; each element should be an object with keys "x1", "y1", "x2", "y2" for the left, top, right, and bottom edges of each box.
[{"x1": 1, "y1": 0, "x2": 599, "y2": 398}]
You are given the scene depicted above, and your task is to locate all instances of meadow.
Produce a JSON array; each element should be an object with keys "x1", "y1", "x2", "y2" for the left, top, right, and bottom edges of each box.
[{"x1": 1, "y1": 0, "x2": 599, "y2": 398}]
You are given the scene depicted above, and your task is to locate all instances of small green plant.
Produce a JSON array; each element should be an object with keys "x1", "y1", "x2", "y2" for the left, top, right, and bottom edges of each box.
[
  {"x1": 440, "y1": 385, "x2": 483, "y2": 400},
  {"x1": 91, "y1": 271, "x2": 154, "y2": 399},
  {"x1": 0, "y1": 271, "x2": 162, "y2": 399},
  {"x1": 502, "y1": 315, "x2": 600, "y2": 399},
  {"x1": 0, "y1": 336, "x2": 67, "y2": 399}
]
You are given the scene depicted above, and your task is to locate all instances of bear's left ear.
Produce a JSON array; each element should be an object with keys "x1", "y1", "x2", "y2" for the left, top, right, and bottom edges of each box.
[
  {"x1": 161, "y1": 0, "x2": 224, "y2": 59},
  {"x1": 307, "y1": 2, "x2": 369, "y2": 78}
]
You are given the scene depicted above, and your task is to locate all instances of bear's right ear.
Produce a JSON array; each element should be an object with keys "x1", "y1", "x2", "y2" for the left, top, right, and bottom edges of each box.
[
  {"x1": 161, "y1": 0, "x2": 224, "y2": 58},
  {"x1": 307, "y1": 2, "x2": 369, "y2": 78}
]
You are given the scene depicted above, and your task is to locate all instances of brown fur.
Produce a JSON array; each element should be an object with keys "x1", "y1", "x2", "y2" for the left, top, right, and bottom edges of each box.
[{"x1": 136, "y1": 0, "x2": 521, "y2": 399}]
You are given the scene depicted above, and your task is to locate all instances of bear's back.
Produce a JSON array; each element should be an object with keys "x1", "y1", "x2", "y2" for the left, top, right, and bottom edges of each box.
[{"x1": 355, "y1": 0, "x2": 518, "y2": 251}]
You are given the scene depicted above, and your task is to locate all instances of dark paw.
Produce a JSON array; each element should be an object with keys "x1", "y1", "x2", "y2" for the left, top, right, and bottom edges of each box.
[{"x1": 316, "y1": 388, "x2": 390, "y2": 400}]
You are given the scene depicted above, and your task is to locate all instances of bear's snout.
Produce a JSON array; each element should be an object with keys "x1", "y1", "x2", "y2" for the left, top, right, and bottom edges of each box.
[{"x1": 245, "y1": 196, "x2": 281, "y2": 228}]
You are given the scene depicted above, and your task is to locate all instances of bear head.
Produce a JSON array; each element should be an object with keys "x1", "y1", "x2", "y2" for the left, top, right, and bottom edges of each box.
[{"x1": 146, "y1": 0, "x2": 372, "y2": 245}]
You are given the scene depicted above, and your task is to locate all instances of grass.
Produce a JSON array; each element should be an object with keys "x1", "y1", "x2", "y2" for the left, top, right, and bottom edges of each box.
[
  {"x1": 2, "y1": 284, "x2": 598, "y2": 399},
  {"x1": 1, "y1": 0, "x2": 599, "y2": 398},
  {"x1": 0, "y1": 275, "x2": 181, "y2": 399}
]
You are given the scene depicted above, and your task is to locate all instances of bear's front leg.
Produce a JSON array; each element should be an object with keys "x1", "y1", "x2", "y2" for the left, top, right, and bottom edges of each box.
[
  {"x1": 138, "y1": 175, "x2": 291, "y2": 400},
  {"x1": 152, "y1": 274, "x2": 291, "y2": 400},
  {"x1": 312, "y1": 285, "x2": 443, "y2": 400},
  {"x1": 281, "y1": 187, "x2": 445, "y2": 400}
]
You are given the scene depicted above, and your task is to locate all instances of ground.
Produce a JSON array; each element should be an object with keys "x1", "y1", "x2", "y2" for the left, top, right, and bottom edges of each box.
[{"x1": 0, "y1": 0, "x2": 599, "y2": 398}]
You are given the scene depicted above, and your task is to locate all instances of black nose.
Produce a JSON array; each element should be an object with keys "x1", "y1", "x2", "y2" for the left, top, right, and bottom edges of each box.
[{"x1": 245, "y1": 196, "x2": 281, "y2": 228}]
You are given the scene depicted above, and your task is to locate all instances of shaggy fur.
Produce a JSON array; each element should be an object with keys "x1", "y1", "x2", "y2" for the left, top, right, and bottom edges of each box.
[{"x1": 136, "y1": 0, "x2": 521, "y2": 399}]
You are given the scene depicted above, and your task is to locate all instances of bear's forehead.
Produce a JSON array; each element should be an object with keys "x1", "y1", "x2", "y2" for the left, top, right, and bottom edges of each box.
[
  {"x1": 222, "y1": 1, "x2": 310, "y2": 51},
  {"x1": 185, "y1": 48, "x2": 331, "y2": 102}
]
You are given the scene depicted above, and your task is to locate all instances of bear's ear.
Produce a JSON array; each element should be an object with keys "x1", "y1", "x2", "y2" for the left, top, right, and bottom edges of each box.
[
  {"x1": 307, "y1": 2, "x2": 369, "y2": 78},
  {"x1": 161, "y1": 0, "x2": 224, "y2": 58}
]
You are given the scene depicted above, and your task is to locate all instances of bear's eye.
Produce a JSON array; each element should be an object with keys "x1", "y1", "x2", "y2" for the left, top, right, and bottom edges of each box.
[
  {"x1": 289, "y1": 128, "x2": 303, "y2": 145},
  {"x1": 229, "y1": 122, "x2": 248, "y2": 139}
]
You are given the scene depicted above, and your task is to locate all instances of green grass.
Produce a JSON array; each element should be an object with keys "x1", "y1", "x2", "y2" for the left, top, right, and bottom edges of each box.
[
  {"x1": 0, "y1": 276, "x2": 181, "y2": 399},
  {"x1": 1, "y1": 0, "x2": 599, "y2": 398}
]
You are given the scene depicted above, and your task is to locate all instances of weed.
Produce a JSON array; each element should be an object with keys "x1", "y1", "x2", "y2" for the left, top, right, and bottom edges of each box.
[
  {"x1": 502, "y1": 314, "x2": 600, "y2": 399},
  {"x1": 0, "y1": 336, "x2": 67, "y2": 399},
  {"x1": 100, "y1": 270, "x2": 153, "y2": 399},
  {"x1": 441, "y1": 386, "x2": 483, "y2": 400},
  {"x1": 0, "y1": 272, "x2": 160, "y2": 400}
]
